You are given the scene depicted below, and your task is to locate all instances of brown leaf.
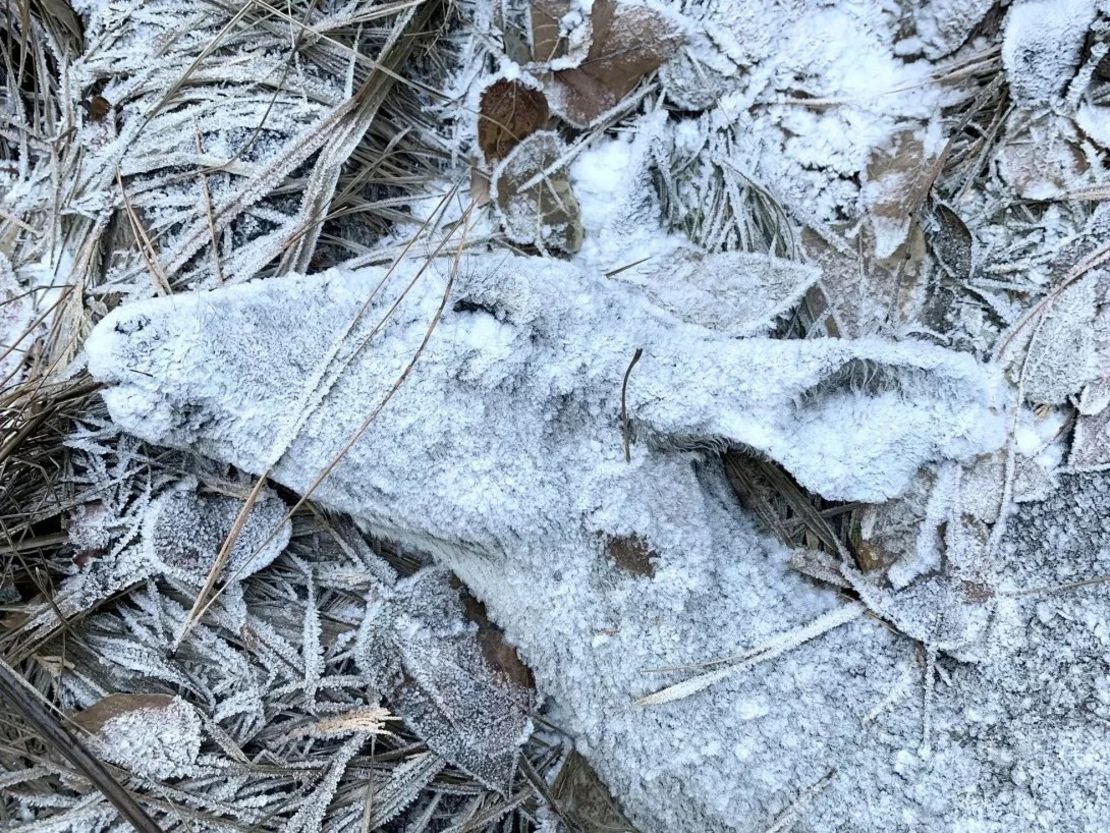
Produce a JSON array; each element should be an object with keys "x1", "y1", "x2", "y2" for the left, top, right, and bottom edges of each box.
[
  {"x1": 530, "y1": 0, "x2": 569, "y2": 63},
  {"x1": 72, "y1": 693, "x2": 177, "y2": 734},
  {"x1": 492, "y1": 130, "x2": 582, "y2": 252},
  {"x1": 478, "y1": 79, "x2": 550, "y2": 162},
  {"x1": 552, "y1": 0, "x2": 684, "y2": 127},
  {"x1": 863, "y1": 130, "x2": 934, "y2": 262},
  {"x1": 80, "y1": 95, "x2": 111, "y2": 122}
]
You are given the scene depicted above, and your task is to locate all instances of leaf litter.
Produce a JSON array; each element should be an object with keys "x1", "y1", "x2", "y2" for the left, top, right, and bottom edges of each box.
[{"x1": 3, "y1": 0, "x2": 1110, "y2": 832}]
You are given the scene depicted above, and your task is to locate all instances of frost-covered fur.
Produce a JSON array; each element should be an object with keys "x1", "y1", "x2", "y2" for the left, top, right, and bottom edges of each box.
[{"x1": 86, "y1": 254, "x2": 1010, "y2": 832}]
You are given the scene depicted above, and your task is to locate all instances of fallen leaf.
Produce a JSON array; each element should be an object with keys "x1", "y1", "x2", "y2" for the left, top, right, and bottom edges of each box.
[
  {"x1": 928, "y1": 202, "x2": 973, "y2": 279},
  {"x1": 478, "y1": 79, "x2": 550, "y2": 162},
  {"x1": 863, "y1": 130, "x2": 934, "y2": 263},
  {"x1": 530, "y1": 0, "x2": 569, "y2": 63},
  {"x1": 618, "y1": 249, "x2": 820, "y2": 337},
  {"x1": 996, "y1": 118, "x2": 1088, "y2": 200},
  {"x1": 80, "y1": 95, "x2": 111, "y2": 122},
  {"x1": 1018, "y1": 273, "x2": 1100, "y2": 404},
  {"x1": 551, "y1": 0, "x2": 684, "y2": 127},
  {"x1": 1071, "y1": 382, "x2": 1110, "y2": 471},
  {"x1": 358, "y1": 569, "x2": 533, "y2": 793},
  {"x1": 73, "y1": 693, "x2": 178, "y2": 734},
  {"x1": 142, "y1": 479, "x2": 291, "y2": 585},
  {"x1": 1013, "y1": 456, "x2": 1059, "y2": 502},
  {"x1": 74, "y1": 694, "x2": 202, "y2": 779},
  {"x1": 492, "y1": 130, "x2": 582, "y2": 252}
]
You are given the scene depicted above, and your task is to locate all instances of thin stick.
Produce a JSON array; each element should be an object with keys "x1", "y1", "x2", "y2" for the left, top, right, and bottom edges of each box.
[
  {"x1": 0, "y1": 658, "x2": 165, "y2": 833},
  {"x1": 636, "y1": 602, "x2": 865, "y2": 707},
  {"x1": 621, "y1": 348, "x2": 643, "y2": 463},
  {"x1": 186, "y1": 199, "x2": 478, "y2": 627},
  {"x1": 174, "y1": 473, "x2": 271, "y2": 648},
  {"x1": 194, "y1": 119, "x2": 224, "y2": 284},
  {"x1": 115, "y1": 168, "x2": 172, "y2": 296}
]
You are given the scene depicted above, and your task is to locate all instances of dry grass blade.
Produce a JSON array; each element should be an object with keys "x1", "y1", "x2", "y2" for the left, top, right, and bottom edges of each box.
[
  {"x1": 115, "y1": 168, "x2": 172, "y2": 296},
  {"x1": 173, "y1": 473, "x2": 272, "y2": 648},
  {"x1": 0, "y1": 658, "x2": 165, "y2": 833}
]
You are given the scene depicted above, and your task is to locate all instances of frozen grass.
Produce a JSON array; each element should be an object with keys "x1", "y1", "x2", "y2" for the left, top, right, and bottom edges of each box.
[
  {"x1": 5, "y1": 0, "x2": 1110, "y2": 831},
  {"x1": 0, "y1": 1, "x2": 619, "y2": 831}
]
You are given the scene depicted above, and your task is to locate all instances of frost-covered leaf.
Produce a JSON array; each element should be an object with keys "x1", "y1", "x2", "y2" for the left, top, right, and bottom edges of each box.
[
  {"x1": 996, "y1": 117, "x2": 1089, "y2": 200},
  {"x1": 1079, "y1": 378, "x2": 1110, "y2": 416},
  {"x1": 550, "y1": 0, "x2": 684, "y2": 127},
  {"x1": 1071, "y1": 398, "x2": 1110, "y2": 471},
  {"x1": 478, "y1": 79, "x2": 550, "y2": 162},
  {"x1": 1002, "y1": 0, "x2": 1096, "y2": 108},
  {"x1": 529, "y1": 0, "x2": 591, "y2": 64},
  {"x1": 1013, "y1": 454, "x2": 1060, "y2": 501},
  {"x1": 862, "y1": 130, "x2": 934, "y2": 262},
  {"x1": 1019, "y1": 273, "x2": 1100, "y2": 404},
  {"x1": 142, "y1": 479, "x2": 291, "y2": 584},
  {"x1": 492, "y1": 131, "x2": 582, "y2": 252},
  {"x1": 530, "y1": 0, "x2": 568, "y2": 62},
  {"x1": 912, "y1": 0, "x2": 996, "y2": 59},
  {"x1": 76, "y1": 694, "x2": 201, "y2": 779},
  {"x1": 928, "y1": 202, "x2": 973, "y2": 279},
  {"x1": 357, "y1": 569, "x2": 532, "y2": 793},
  {"x1": 620, "y1": 249, "x2": 819, "y2": 337}
]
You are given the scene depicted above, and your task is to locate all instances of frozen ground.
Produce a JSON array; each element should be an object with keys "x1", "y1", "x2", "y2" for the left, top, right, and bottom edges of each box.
[{"x1": 3, "y1": 0, "x2": 1110, "y2": 832}]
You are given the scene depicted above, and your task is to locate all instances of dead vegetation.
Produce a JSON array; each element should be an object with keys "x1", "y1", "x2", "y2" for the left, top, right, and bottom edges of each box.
[
  {"x1": 0, "y1": 1, "x2": 627, "y2": 830},
  {"x1": 4, "y1": 0, "x2": 1110, "y2": 830}
]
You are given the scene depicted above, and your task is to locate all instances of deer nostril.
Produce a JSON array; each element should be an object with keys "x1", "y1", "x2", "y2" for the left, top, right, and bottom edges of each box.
[{"x1": 114, "y1": 314, "x2": 151, "y2": 336}]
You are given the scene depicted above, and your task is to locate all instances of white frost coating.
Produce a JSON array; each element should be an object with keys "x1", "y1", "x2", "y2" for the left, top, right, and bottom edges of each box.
[
  {"x1": 1002, "y1": 0, "x2": 1097, "y2": 108},
  {"x1": 142, "y1": 479, "x2": 292, "y2": 584},
  {"x1": 912, "y1": 0, "x2": 995, "y2": 59},
  {"x1": 0, "y1": 254, "x2": 33, "y2": 384},
  {"x1": 612, "y1": 249, "x2": 821, "y2": 337},
  {"x1": 85, "y1": 256, "x2": 1005, "y2": 503},
  {"x1": 85, "y1": 255, "x2": 1012, "y2": 831},
  {"x1": 87, "y1": 696, "x2": 202, "y2": 780}
]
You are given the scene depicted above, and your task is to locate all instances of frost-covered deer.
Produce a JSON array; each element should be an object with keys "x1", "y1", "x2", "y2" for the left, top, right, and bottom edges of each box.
[{"x1": 87, "y1": 252, "x2": 1010, "y2": 832}]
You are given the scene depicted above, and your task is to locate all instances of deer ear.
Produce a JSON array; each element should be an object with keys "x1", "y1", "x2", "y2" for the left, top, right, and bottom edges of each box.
[{"x1": 630, "y1": 337, "x2": 1007, "y2": 504}]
